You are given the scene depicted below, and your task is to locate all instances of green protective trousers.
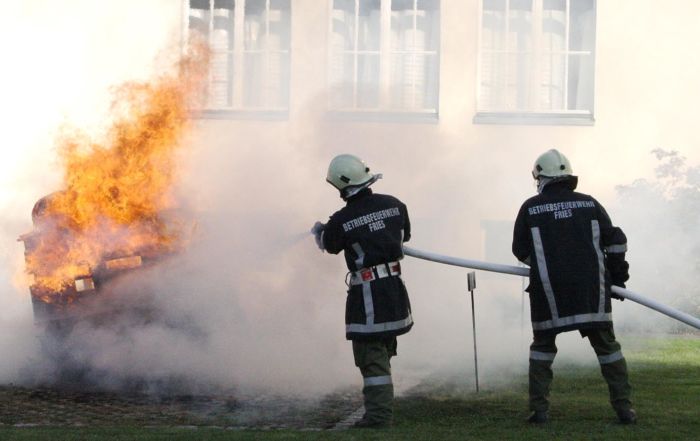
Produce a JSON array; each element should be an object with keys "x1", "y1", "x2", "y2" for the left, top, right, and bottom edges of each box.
[
  {"x1": 352, "y1": 338, "x2": 397, "y2": 424},
  {"x1": 529, "y1": 327, "x2": 632, "y2": 412}
]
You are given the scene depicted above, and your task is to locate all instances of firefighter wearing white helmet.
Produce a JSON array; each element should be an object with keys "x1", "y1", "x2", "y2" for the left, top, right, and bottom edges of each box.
[
  {"x1": 531, "y1": 148, "x2": 577, "y2": 193},
  {"x1": 311, "y1": 154, "x2": 412, "y2": 429},
  {"x1": 513, "y1": 149, "x2": 636, "y2": 425},
  {"x1": 326, "y1": 154, "x2": 383, "y2": 200}
]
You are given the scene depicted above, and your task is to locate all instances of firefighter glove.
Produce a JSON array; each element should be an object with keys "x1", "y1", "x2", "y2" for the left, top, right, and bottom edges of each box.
[
  {"x1": 311, "y1": 221, "x2": 326, "y2": 250},
  {"x1": 611, "y1": 290, "x2": 625, "y2": 301}
]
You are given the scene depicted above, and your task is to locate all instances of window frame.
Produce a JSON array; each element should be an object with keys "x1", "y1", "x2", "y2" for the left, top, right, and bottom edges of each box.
[
  {"x1": 183, "y1": 0, "x2": 291, "y2": 120},
  {"x1": 326, "y1": 0, "x2": 440, "y2": 123},
  {"x1": 473, "y1": 0, "x2": 596, "y2": 126}
]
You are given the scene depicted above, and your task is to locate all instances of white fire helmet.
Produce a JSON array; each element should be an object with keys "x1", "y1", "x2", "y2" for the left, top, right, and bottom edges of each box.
[
  {"x1": 532, "y1": 149, "x2": 573, "y2": 179},
  {"x1": 326, "y1": 154, "x2": 381, "y2": 198}
]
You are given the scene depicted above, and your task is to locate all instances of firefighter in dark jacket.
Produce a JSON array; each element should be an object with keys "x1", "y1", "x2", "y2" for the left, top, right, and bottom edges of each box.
[
  {"x1": 512, "y1": 149, "x2": 636, "y2": 425},
  {"x1": 312, "y1": 154, "x2": 412, "y2": 429}
]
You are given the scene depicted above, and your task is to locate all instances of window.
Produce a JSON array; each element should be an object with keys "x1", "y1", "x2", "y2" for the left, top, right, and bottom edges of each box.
[
  {"x1": 475, "y1": 0, "x2": 596, "y2": 125},
  {"x1": 187, "y1": 0, "x2": 291, "y2": 116},
  {"x1": 328, "y1": 0, "x2": 440, "y2": 120}
]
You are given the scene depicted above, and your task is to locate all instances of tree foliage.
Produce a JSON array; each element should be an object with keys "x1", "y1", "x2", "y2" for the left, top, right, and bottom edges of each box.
[{"x1": 615, "y1": 149, "x2": 700, "y2": 321}]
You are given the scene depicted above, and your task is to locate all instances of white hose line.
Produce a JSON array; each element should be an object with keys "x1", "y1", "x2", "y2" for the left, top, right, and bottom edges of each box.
[{"x1": 403, "y1": 245, "x2": 700, "y2": 331}]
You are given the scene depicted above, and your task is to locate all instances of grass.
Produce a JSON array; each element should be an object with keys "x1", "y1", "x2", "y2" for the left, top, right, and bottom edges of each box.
[{"x1": 1, "y1": 336, "x2": 698, "y2": 441}]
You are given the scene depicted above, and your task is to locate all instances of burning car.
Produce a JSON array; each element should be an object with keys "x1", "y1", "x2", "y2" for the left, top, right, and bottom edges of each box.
[
  {"x1": 16, "y1": 44, "x2": 207, "y2": 329},
  {"x1": 18, "y1": 191, "x2": 189, "y2": 326}
]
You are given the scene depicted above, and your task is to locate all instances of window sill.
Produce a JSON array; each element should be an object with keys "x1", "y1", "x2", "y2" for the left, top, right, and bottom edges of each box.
[
  {"x1": 326, "y1": 110, "x2": 439, "y2": 124},
  {"x1": 473, "y1": 112, "x2": 594, "y2": 126},
  {"x1": 191, "y1": 109, "x2": 289, "y2": 121}
]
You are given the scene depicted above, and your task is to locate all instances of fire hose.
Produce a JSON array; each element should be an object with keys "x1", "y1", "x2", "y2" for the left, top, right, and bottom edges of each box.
[{"x1": 402, "y1": 245, "x2": 700, "y2": 331}]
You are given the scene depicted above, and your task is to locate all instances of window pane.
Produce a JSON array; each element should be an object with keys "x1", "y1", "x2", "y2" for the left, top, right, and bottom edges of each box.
[
  {"x1": 209, "y1": 53, "x2": 234, "y2": 108},
  {"x1": 268, "y1": 51, "x2": 291, "y2": 108},
  {"x1": 189, "y1": 0, "x2": 292, "y2": 111},
  {"x1": 391, "y1": 1, "x2": 413, "y2": 52},
  {"x1": 245, "y1": 0, "x2": 265, "y2": 15},
  {"x1": 329, "y1": 53, "x2": 355, "y2": 108},
  {"x1": 329, "y1": 0, "x2": 439, "y2": 113},
  {"x1": 510, "y1": 0, "x2": 532, "y2": 11},
  {"x1": 214, "y1": 0, "x2": 233, "y2": 9},
  {"x1": 543, "y1": 0, "x2": 564, "y2": 11},
  {"x1": 417, "y1": 0, "x2": 440, "y2": 52},
  {"x1": 244, "y1": 0, "x2": 266, "y2": 51},
  {"x1": 479, "y1": 51, "x2": 507, "y2": 109},
  {"x1": 357, "y1": 54, "x2": 380, "y2": 107},
  {"x1": 334, "y1": 0, "x2": 355, "y2": 14},
  {"x1": 478, "y1": 0, "x2": 595, "y2": 116},
  {"x1": 391, "y1": 52, "x2": 413, "y2": 107},
  {"x1": 212, "y1": 7, "x2": 234, "y2": 50},
  {"x1": 242, "y1": 0, "x2": 291, "y2": 108},
  {"x1": 569, "y1": 0, "x2": 595, "y2": 52},
  {"x1": 358, "y1": 0, "x2": 380, "y2": 51},
  {"x1": 390, "y1": 53, "x2": 438, "y2": 109},
  {"x1": 483, "y1": 0, "x2": 504, "y2": 11},
  {"x1": 390, "y1": 0, "x2": 439, "y2": 110},
  {"x1": 243, "y1": 52, "x2": 264, "y2": 107},
  {"x1": 420, "y1": 52, "x2": 439, "y2": 109},
  {"x1": 392, "y1": 0, "x2": 413, "y2": 11},
  {"x1": 542, "y1": 0, "x2": 565, "y2": 53},
  {"x1": 539, "y1": 53, "x2": 565, "y2": 110},
  {"x1": 390, "y1": 0, "x2": 439, "y2": 52},
  {"x1": 189, "y1": 5, "x2": 211, "y2": 38},
  {"x1": 270, "y1": 0, "x2": 291, "y2": 50},
  {"x1": 190, "y1": 0, "x2": 210, "y2": 10},
  {"x1": 244, "y1": 0, "x2": 290, "y2": 51},
  {"x1": 481, "y1": 0, "x2": 505, "y2": 51},
  {"x1": 567, "y1": 53, "x2": 594, "y2": 110},
  {"x1": 508, "y1": 0, "x2": 532, "y2": 53},
  {"x1": 332, "y1": 0, "x2": 357, "y2": 51},
  {"x1": 242, "y1": 52, "x2": 291, "y2": 108},
  {"x1": 506, "y1": 52, "x2": 531, "y2": 109}
]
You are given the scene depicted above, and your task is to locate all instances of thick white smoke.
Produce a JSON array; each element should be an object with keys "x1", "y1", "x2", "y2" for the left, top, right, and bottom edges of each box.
[
  {"x1": 612, "y1": 150, "x2": 700, "y2": 332},
  {"x1": 1, "y1": 1, "x2": 699, "y2": 400}
]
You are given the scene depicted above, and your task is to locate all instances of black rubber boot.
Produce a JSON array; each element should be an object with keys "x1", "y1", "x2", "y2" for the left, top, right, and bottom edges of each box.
[
  {"x1": 616, "y1": 408, "x2": 637, "y2": 424},
  {"x1": 352, "y1": 416, "x2": 392, "y2": 429},
  {"x1": 527, "y1": 410, "x2": 548, "y2": 424}
]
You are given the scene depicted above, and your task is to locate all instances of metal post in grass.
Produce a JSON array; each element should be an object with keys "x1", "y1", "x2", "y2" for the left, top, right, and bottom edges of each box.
[{"x1": 467, "y1": 271, "x2": 479, "y2": 393}]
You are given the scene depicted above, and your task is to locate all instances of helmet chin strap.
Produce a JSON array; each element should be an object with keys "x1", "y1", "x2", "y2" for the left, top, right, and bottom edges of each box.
[
  {"x1": 536, "y1": 176, "x2": 553, "y2": 194},
  {"x1": 536, "y1": 175, "x2": 579, "y2": 193},
  {"x1": 341, "y1": 174, "x2": 383, "y2": 200}
]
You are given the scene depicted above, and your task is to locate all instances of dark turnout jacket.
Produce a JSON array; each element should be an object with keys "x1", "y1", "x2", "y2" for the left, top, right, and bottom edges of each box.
[
  {"x1": 512, "y1": 180, "x2": 629, "y2": 335},
  {"x1": 323, "y1": 189, "x2": 413, "y2": 340}
]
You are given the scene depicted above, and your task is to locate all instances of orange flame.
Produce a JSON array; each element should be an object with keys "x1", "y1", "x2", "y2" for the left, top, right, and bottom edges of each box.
[{"x1": 23, "y1": 43, "x2": 209, "y2": 295}]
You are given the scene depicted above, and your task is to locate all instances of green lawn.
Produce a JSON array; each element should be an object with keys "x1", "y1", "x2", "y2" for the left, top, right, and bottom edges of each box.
[{"x1": 1, "y1": 336, "x2": 698, "y2": 441}]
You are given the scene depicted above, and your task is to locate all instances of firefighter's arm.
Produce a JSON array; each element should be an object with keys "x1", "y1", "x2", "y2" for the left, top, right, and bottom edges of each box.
[
  {"x1": 603, "y1": 226, "x2": 629, "y2": 292},
  {"x1": 512, "y1": 205, "x2": 532, "y2": 265},
  {"x1": 402, "y1": 203, "x2": 411, "y2": 242},
  {"x1": 310, "y1": 222, "x2": 326, "y2": 250},
  {"x1": 597, "y1": 203, "x2": 630, "y2": 298},
  {"x1": 319, "y1": 216, "x2": 344, "y2": 254}
]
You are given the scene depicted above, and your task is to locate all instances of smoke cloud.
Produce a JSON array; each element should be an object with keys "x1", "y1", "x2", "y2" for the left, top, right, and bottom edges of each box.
[{"x1": 1, "y1": 1, "x2": 699, "y2": 402}]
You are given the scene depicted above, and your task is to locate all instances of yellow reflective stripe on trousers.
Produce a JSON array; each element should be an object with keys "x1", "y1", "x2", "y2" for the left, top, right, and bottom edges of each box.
[
  {"x1": 364, "y1": 375, "x2": 392, "y2": 386},
  {"x1": 532, "y1": 312, "x2": 612, "y2": 331},
  {"x1": 530, "y1": 350, "x2": 556, "y2": 361},
  {"x1": 597, "y1": 350, "x2": 624, "y2": 364}
]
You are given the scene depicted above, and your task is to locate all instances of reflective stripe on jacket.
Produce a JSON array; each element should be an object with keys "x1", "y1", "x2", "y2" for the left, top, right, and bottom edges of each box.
[
  {"x1": 512, "y1": 181, "x2": 628, "y2": 334},
  {"x1": 324, "y1": 189, "x2": 413, "y2": 340}
]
